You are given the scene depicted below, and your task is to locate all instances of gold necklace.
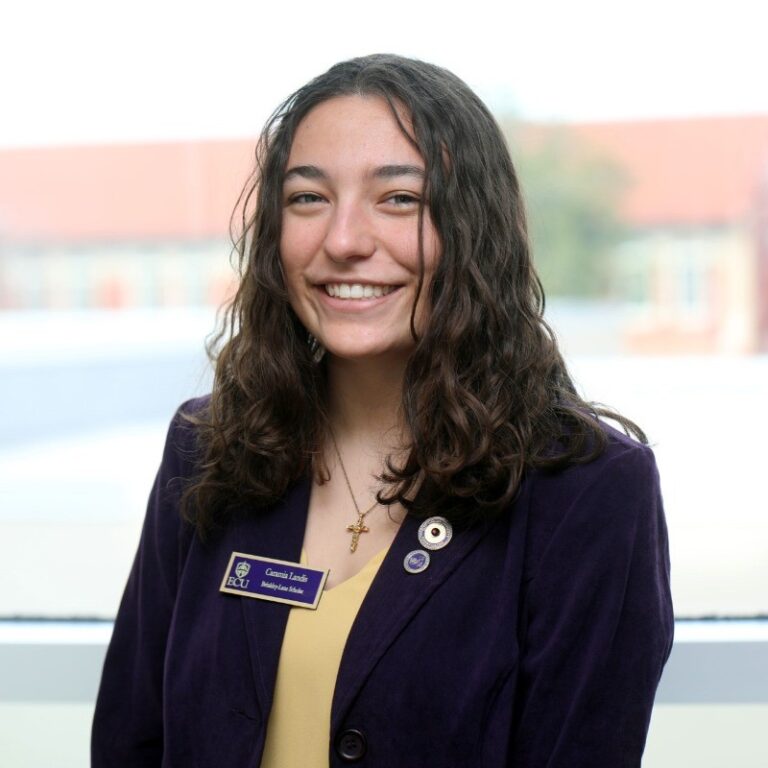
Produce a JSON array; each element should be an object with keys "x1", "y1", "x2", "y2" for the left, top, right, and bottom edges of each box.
[{"x1": 330, "y1": 432, "x2": 381, "y2": 553}]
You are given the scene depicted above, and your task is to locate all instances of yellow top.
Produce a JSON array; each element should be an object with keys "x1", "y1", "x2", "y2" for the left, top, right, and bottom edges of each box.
[{"x1": 260, "y1": 547, "x2": 387, "y2": 768}]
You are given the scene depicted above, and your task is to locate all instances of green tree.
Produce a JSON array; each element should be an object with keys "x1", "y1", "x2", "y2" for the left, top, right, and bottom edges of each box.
[{"x1": 503, "y1": 123, "x2": 627, "y2": 298}]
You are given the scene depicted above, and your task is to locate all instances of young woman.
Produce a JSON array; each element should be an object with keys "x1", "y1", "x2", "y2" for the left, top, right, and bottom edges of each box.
[{"x1": 92, "y1": 54, "x2": 673, "y2": 767}]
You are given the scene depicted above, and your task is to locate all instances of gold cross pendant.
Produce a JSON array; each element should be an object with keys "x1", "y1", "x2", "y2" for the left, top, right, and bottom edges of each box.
[{"x1": 346, "y1": 515, "x2": 370, "y2": 553}]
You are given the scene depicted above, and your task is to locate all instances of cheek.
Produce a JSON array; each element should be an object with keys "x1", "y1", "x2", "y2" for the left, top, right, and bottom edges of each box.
[
  {"x1": 279, "y1": 227, "x2": 309, "y2": 286},
  {"x1": 278, "y1": 227, "x2": 297, "y2": 272},
  {"x1": 280, "y1": 213, "x2": 313, "y2": 259},
  {"x1": 393, "y1": 223, "x2": 439, "y2": 277}
]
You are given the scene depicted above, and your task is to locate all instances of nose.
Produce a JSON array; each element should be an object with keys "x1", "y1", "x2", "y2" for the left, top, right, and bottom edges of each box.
[{"x1": 323, "y1": 201, "x2": 375, "y2": 262}]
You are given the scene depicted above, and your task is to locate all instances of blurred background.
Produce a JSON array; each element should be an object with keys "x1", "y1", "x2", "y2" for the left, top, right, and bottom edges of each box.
[{"x1": 1, "y1": 0, "x2": 766, "y2": 765}]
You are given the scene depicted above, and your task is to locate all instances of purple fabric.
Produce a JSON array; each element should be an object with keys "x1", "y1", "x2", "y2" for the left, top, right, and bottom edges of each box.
[{"x1": 92, "y1": 398, "x2": 673, "y2": 767}]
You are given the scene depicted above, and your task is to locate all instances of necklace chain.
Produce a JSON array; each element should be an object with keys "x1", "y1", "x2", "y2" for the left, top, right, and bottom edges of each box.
[{"x1": 330, "y1": 431, "x2": 380, "y2": 553}]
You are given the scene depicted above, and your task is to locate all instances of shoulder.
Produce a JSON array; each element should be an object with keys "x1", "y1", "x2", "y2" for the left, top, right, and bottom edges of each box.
[
  {"x1": 161, "y1": 395, "x2": 211, "y2": 467},
  {"x1": 174, "y1": 393, "x2": 211, "y2": 432},
  {"x1": 178, "y1": 393, "x2": 211, "y2": 415},
  {"x1": 144, "y1": 395, "x2": 212, "y2": 517},
  {"x1": 521, "y1": 421, "x2": 662, "y2": 579},
  {"x1": 533, "y1": 419, "x2": 657, "y2": 506}
]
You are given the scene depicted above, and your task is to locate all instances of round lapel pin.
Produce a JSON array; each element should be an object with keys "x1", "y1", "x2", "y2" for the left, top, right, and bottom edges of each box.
[
  {"x1": 418, "y1": 516, "x2": 453, "y2": 551},
  {"x1": 403, "y1": 549, "x2": 430, "y2": 574}
]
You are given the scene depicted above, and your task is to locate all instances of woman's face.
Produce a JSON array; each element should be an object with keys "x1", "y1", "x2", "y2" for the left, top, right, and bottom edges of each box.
[{"x1": 279, "y1": 95, "x2": 440, "y2": 365}]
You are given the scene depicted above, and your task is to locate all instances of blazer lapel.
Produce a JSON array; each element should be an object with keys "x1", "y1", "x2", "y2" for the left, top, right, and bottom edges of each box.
[
  {"x1": 331, "y1": 513, "x2": 492, "y2": 728},
  {"x1": 234, "y1": 477, "x2": 311, "y2": 718}
]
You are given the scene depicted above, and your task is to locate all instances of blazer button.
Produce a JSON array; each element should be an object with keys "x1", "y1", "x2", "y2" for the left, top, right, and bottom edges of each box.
[{"x1": 336, "y1": 728, "x2": 367, "y2": 762}]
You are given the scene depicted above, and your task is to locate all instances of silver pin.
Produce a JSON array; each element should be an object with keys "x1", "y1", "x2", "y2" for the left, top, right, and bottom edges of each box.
[
  {"x1": 403, "y1": 549, "x2": 430, "y2": 574},
  {"x1": 418, "y1": 516, "x2": 453, "y2": 551}
]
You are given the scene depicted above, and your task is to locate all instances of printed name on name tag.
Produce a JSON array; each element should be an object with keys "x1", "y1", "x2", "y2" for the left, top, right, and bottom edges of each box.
[{"x1": 219, "y1": 551, "x2": 329, "y2": 609}]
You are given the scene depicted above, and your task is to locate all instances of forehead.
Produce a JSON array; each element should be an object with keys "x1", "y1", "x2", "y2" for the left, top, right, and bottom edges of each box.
[{"x1": 286, "y1": 95, "x2": 423, "y2": 170}]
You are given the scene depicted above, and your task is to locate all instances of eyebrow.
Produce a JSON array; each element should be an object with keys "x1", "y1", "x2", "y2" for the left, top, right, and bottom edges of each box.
[
  {"x1": 284, "y1": 164, "x2": 327, "y2": 181},
  {"x1": 283, "y1": 163, "x2": 425, "y2": 182},
  {"x1": 372, "y1": 164, "x2": 425, "y2": 180}
]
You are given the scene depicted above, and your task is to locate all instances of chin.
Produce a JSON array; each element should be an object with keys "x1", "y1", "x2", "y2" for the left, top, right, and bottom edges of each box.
[{"x1": 322, "y1": 340, "x2": 414, "y2": 364}]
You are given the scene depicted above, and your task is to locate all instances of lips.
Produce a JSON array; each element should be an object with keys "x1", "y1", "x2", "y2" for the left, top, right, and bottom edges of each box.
[{"x1": 323, "y1": 283, "x2": 398, "y2": 300}]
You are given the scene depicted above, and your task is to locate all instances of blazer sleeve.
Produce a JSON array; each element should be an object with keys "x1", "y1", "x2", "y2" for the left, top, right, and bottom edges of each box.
[
  {"x1": 511, "y1": 443, "x2": 674, "y2": 768},
  {"x1": 91, "y1": 404, "x2": 198, "y2": 767}
]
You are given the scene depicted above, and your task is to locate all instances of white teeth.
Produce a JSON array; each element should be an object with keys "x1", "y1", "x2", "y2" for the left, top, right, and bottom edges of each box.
[{"x1": 323, "y1": 284, "x2": 396, "y2": 300}]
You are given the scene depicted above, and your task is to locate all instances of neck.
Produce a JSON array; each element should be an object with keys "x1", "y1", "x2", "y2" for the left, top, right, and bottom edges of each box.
[{"x1": 326, "y1": 353, "x2": 408, "y2": 449}]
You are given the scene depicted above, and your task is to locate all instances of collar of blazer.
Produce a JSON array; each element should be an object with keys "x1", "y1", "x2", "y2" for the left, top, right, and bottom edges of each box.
[{"x1": 227, "y1": 475, "x2": 495, "y2": 726}]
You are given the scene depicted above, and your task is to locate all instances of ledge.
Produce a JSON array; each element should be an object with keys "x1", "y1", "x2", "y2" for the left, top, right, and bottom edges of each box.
[{"x1": 1, "y1": 619, "x2": 766, "y2": 703}]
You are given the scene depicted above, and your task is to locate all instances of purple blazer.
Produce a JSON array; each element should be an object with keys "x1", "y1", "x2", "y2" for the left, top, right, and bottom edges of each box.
[{"x1": 92, "y1": 399, "x2": 673, "y2": 767}]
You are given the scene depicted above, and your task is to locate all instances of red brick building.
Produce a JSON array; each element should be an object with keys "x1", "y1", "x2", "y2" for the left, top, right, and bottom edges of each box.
[
  {"x1": 0, "y1": 140, "x2": 253, "y2": 309},
  {"x1": 561, "y1": 116, "x2": 768, "y2": 353}
]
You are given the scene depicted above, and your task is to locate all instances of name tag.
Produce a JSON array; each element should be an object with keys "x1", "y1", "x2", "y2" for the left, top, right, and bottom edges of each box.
[{"x1": 219, "y1": 551, "x2": 329, "y2": 609}]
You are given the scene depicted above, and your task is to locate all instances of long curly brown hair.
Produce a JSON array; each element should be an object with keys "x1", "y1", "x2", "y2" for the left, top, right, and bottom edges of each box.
[{"x1": 183, "y1": 54, "x2": 645, "y2": 536}]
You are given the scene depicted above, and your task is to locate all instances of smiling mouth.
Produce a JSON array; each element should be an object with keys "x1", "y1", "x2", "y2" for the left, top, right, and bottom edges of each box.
[{"x1": 323, "y1": 283, "x2": 398, "y2": 300}]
